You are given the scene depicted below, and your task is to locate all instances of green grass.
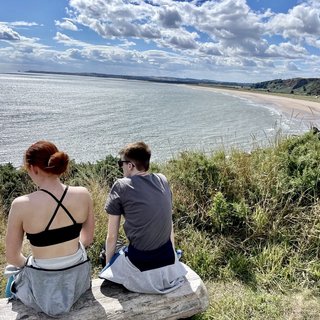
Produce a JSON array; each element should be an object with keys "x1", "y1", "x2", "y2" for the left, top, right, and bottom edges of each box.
[
  {"x1": 195, "y1": 282, "x2": 320, "y2": 320},
  {"x1": 1, "y1": 130, "x2": 320, "y2": 318}
]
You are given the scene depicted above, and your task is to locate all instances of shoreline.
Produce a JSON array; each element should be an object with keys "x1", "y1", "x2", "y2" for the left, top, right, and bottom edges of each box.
[{"x1": 190, "y1": 85, "x2": 320, "y2": 126}]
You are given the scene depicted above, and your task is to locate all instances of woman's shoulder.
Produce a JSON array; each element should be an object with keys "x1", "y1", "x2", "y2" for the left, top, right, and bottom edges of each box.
[
  {"x1": 12, "y1": 194, "x2": 31, "y2": 206},
  {"x1": 66, "y1": 185, "x2": 91, "y2": 199},
  {"x1": 10, "y1": 193, "x2": 35, "y2": 215},
  {"x1": 67, "y1": 185, "x2": 89, "y2": 193}
]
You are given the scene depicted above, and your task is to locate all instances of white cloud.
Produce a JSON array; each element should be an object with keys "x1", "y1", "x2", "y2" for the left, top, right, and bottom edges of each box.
[
  {"x1": 266, "y1": 42, "x2": 307, "y2": 58},
  {"x1": 68, "y1": 0, "x2": 271, "y2": 60},
  {"x1": 54, "y1": 32, "x2": 73, "y2": 42},
  {"x1": 54, "y1": 32, "x2": 87, "y2": 47},
  {"x1": 304, "y1": 36, "x2": 320, "y2": 49},
  {"x1": 55, "y1": 19, "x2": 78, "y2": 31},
  {"x1": 0, "y1": 24, "x2": 20, "y2": 40},
  {"x1": 285, "y1": 61, "x2": 299, "y2": 71},
  {"x1": 199, "y1": 43, "x2": 222, "y2": 56},
  {"x1": 1, "y1": 0, "x2": 320, "y2": 81},
  {"x1": 157, "y1": 7, "x2": 182, "y2": 28},
  {"x1": 118, "y1": 39, "x2": 136, "y2": 48},
  {"x1": 242, "y1": 58, "x2": 257, "y2": 67},
  {"x1": 9, "y1": 21, "x2": 39, "y2": 27},
  {"x1": 266, "y1": 2, "x2": 320, "y2": 40}
]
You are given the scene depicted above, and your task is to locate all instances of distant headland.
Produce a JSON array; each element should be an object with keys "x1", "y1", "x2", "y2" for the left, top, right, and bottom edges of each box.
[{"x1": 24, "y1": 70, "x2": 320, "y2": 97}]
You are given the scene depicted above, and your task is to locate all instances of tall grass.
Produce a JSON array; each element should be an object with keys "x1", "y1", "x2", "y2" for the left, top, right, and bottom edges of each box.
[
  {"x1": 162, "y1": 130, "x2": 320, "y2": 292},
  {"x1": 0, "y1": 130, "x2": 320, "y2": 318}
]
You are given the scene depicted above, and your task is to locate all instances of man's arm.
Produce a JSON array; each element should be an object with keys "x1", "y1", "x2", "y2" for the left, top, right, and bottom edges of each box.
[{"x1": 105, "y1": 214, "x2": 121, "y2": 264}]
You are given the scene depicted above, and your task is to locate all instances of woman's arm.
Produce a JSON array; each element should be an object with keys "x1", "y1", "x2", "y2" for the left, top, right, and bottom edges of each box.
[
  {"x1": 105, "y1": 214, "x2": 121, "y2": 264},
  {"x1": 80, "y1": 190, "x2": 95, "y2": 247},
  {"x1": 5, "y1": 198, "x2": 27, "y2": 268}
]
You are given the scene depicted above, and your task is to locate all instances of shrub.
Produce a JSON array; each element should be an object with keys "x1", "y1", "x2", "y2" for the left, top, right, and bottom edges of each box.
[
  {"x1": 0, "y1": 163, "x2": 34, "y2": 216},
  {"x1": 65, "y1": 156, "x2": 120, "y2": 188}
]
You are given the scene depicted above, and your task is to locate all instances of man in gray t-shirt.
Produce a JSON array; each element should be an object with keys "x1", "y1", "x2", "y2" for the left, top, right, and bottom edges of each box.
[
  {"x1": 103, "y1": 141, "x2": 175, "y2": 266},
  {"x1": 105, "y1": 173, "x2": 172, "y2": 251},
  {"x1": 100, "y1": 141, "x2": 187, "y2": 294}
]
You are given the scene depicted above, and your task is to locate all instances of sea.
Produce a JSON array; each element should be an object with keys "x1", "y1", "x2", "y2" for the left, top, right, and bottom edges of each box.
[{"x1": 0, "y1": 72, "x2": 308, "y2": 167}]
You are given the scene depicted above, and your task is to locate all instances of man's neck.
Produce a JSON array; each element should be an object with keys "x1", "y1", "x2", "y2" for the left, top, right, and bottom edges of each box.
[{"x1": 129, "y1": 169, "x2": 148, "y2": 177}]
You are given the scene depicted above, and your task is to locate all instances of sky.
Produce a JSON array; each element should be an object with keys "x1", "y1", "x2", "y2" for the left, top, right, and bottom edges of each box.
[{"x1": 0, "y1": 0, "x2": 320, "y2": 83}]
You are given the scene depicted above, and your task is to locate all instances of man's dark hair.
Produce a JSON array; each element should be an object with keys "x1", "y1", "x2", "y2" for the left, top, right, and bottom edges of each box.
[{"x1": 120, "y1": 141, "x2": 151, "y2": 171}]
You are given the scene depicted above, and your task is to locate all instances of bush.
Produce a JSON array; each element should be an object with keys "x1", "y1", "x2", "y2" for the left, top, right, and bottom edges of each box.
[
  {"x1": 0, "y1": 163, "x2": 34, "y2": 216},
  {"x1": 64, "y1": 155, "x2": 120, "y2": 188}
]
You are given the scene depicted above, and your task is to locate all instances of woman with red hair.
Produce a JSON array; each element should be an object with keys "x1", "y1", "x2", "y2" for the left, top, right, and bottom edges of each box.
[{"x1": 5, "y1": 141, "x2": 94, "y2": 317}]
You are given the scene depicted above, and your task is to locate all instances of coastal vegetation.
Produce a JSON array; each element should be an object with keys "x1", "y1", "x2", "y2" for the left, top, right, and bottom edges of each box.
[
  {"x1": 251, "y1": 78, "x2": 320, "y2": 96},
  {"x1": 1, "y1": 130, "x2": 320, "y2": 318}
]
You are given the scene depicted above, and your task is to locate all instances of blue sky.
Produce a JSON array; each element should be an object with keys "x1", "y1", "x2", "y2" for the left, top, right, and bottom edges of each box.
[{"x1": 0, "y1": 0, "x2": 319, "y2": 82}]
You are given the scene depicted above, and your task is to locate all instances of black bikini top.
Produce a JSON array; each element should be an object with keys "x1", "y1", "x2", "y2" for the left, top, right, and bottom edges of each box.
[{"x1": 26, "y1": 186, "x2": 82, "y2": 247}]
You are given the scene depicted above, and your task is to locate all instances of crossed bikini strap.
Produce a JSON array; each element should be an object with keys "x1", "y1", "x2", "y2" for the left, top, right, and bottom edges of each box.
[{"x1": 39, "y1": 186, "x2": 77, "y2": 230}]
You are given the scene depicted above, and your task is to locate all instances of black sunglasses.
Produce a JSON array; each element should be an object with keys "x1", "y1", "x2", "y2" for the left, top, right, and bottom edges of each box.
[{"x1": 118, "y1": 160, "x2": 135, "y2": 168}]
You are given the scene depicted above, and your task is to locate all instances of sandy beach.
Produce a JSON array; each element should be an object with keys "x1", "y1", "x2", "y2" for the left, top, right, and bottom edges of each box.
[{"x1": 191, "y1": 85, "x2": 320, "y2": 126}]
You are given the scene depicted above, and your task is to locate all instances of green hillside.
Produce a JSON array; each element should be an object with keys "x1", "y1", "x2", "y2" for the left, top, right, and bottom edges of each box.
[{"x1": 251, "y1": 78, "x2": 320, "y2": 96}]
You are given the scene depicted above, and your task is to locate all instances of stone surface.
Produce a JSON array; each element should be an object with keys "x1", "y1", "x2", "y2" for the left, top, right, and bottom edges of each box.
[{"x1": 0, "y1": 264, "x2": 209, "y2": 320}]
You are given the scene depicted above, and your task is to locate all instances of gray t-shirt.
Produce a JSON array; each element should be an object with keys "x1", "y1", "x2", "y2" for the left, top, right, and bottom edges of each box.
[{"x1": 105, "y1": 173, "x2": 172, "y2": 251}]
